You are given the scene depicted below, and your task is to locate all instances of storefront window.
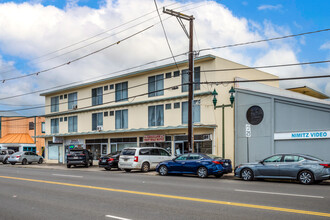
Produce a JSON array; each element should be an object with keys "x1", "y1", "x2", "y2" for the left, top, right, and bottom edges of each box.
[
  {"x1": 110, "y1": 137, "x2": 137, "y2": 152},
  {"x1": 48, "y1": 145, "x2": 59, "y2": 160}
]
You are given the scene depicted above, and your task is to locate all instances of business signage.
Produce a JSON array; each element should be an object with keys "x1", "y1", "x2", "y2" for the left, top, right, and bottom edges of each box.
[
  {"x1": 52, "y1": 136, "x2": 64, "y2": 143},
  {"x1": 274, "y1": 130, "x2": 330, "y2": 140},
  {"x1": 143, "y1": 135, "x2": 165, "y2": 142}
]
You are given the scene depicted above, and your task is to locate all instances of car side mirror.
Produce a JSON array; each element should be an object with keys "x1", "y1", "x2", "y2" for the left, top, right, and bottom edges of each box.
[
  {"x1": 172, "y1": 158, "x2": 176, "y2": 162},
  {"x1": 259, "y1": 160, "x2": 264, "y2": 164}
]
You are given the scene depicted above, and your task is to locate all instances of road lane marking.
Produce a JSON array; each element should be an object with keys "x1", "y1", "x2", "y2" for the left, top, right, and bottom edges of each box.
[
  {"x1": 52, "y1": 174, "x2": 83, "y2": 178},
  {"x1": 0, "y1": 175, "x2": 329, "y2": 218},
  {"x1": 105, "y1": 215, "x2": 131, "y2": 220},
  {"x1": 235, "y1": 189, "x2": 324, "y2": 199}
]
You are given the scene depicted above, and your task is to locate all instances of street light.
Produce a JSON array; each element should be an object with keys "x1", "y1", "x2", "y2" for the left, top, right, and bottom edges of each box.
[{"x1": 212, "y1": 86, "x2": 235, "y2": 158}]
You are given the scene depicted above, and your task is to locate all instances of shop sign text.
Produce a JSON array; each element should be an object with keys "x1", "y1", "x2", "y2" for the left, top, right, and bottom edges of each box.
[{"x1": 143, "y1": 135, "x2": 165, "y2": 142}]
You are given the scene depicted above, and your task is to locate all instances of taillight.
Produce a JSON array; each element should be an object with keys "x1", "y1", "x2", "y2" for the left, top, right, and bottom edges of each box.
[
  {"x1": 16, "y1": 156, "x2": 21, "y2": 158},
  {"x1": 107, "y1": 158, "x2": 114, "y2": 162},
  {"x1": 80, "y1": 154, "x2": 85, "y2": 156},
  {"x1": 320, "y1": 164, "x2": 330, "y2": 168},
  {"x1": 212, "y1": 161, "x2": 223, "y2": 164},
  {"x1": 134, "y1": 156, "x2": 138, "y2": 162}
]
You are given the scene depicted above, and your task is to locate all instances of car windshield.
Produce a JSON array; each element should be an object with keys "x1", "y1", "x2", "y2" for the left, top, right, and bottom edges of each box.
[
  {"x1": 206, "y1": 154, "x2": 222, "y2": 160},
  {"x1": 69, "y1": 150, "x2": 84, "y2": 155},
  {"x1": 121, "y1": 149, "x2": 136, "y2": 156}
]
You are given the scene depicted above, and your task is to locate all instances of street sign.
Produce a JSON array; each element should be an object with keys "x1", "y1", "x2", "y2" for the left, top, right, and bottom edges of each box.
[{"x1": 245, "y1": 124, "x2": 251, "y2": 137}]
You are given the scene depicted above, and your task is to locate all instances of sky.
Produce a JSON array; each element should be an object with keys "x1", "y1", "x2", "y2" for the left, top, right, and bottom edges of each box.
[{"x1": 0, "y1": 0, "x2": 329, "y2": 116}]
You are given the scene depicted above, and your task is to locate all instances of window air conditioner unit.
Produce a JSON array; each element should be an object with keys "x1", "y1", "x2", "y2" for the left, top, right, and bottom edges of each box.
[
  {"x1": 72, "y1": 105, "x2": 78, "y2": 110},
  {"x1": 97, "y1": 126, "x2": 103, "y2": 131}
]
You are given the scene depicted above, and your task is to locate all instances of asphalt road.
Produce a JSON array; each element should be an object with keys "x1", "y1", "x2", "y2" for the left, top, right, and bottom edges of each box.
[{"x1": 0, "y1": 165, "x2": 329, "y2": 220}]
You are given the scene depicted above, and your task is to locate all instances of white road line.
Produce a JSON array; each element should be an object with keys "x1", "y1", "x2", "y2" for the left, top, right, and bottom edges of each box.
[
  {"x1": 105, "y1": 215, "x2": 132, "y2": 220},
  {"x1": 52, "y1": 174, "x2": 83, "y2": 178},
  {"x1": 235, "y1": 189, "x2": 324, "y2": 199}
]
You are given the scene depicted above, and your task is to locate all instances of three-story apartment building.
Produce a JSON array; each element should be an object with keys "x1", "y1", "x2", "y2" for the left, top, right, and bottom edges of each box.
[{"x1": 40, "y1": 54, "x2": 278, "y2": 164}]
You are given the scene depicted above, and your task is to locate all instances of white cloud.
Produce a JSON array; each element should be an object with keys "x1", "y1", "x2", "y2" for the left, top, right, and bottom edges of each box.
[
  {"x1": 258, "y1": 4, "x2": 282, "y2": 11},
  {"x1": 0, "y1": 0, "x2": 328, "y2": 116},
  {"x1": 320, "y1": 41, "x2": 330, "y2": 50}
]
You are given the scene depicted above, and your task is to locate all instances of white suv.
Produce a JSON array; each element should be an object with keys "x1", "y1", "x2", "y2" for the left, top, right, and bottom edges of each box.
[{"x1": 118, "y1": 147, "x2": 172, "y2": 172}]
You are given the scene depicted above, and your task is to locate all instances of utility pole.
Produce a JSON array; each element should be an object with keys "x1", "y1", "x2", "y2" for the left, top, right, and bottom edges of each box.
[{"x1": 163, "y1": 8, "x2": 195, "y2": 152}]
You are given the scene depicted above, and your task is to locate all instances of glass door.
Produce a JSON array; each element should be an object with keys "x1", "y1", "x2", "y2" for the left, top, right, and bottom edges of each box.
[
  {"x1": 110, "y1": 143, "x2": 117, "y2": 153},
  {"x1": 174, "y1": 142, "x2": 184, "y2": 156}
]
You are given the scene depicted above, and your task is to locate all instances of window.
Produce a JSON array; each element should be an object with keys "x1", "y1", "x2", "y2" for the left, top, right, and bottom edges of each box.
[
  {"x1": 150, "y1": 149, "x2": 160, "y2": 155},
  {"x1": 174, "y1": 102, "x2": 180, "y2": 109},
  {"x1": 104, "y1": 111, "x2": 108, "y2": 117},
  {"x1": 68, "y1": 116, "x2": 77, "y2": 132},
  {"x1": 60, "y1": 117, "x2": 63, "y2": 122},
  {"x1": 173, "y1": 70, "x2": 180, "y2": 77},
  {"x1": 68, "y1": 92, "x2": 77, "y2": 109},
  {"x1": 60, "y1": 95, "x2": 63, "y2": 100},
  {"x1": 104, "y1": 85, "x2": 108, "y2": 91},
  {"x1": 64, "y1": 117, "x2": 67, "y2": 121},
  {"x1": 176, "y1": 155, "x2": 188, "y2": 161},
  {"x1": 148, "y1": 105, "x2": 164, "y2": 127},
  {"x1": 115, "y1": 82, "x2": 128, "y2": 102},
  {"x1": 165, "y1": 72, "x2": 171, "y2": 78},
  {"x1": 165, "y1": 103, "x2": 171, "y2": 110},
  {"x1": 139, "y1": 149, "x2": 150, "y2": 155},
  {"x1": 264, "y1": 155, "x2": 282, "y2": 163},
  {"x1": 148, "y1": 74, "x2": 164, "y2": 97},
  {"x1": 159, "y1": 149, "x2": 170, "y2": 156},
  {"x1": 92, "y1": 113, "x2": 103, "y2": 131},
  {"x1": 109, "y1": 84, "x2": 114, "y2": 90},
  {"x1": 64, "y1": 94, "x2": 67, "y2": 99},
  {"x1": 115, "y1": 109, "x2": 128, "y2": 129},
  {"x1": 283, "y1": 155, "x2": 304, "y2": 163},
  {"x1": 188, "y1": 154, "x2": 202, "y2": 160},
  {"x1": 181, "y1": 66, "x2": 200, "y2": 92},
  {"x1": 51, "y1": 96, "x2": 59, "y2": 112},
  {"x1": 92, "y1": 87, "x2": 103, "y2": 106},
  {"x1": 41, "y1": 122, "x2": 45, "y2": 133},
  {"x1": 51, "y1": 118, "x2": 59, "y2": 134},
  {"x1": 29, "y1": 122, "x2": 34, "y2": 130},
  {"x1": 109, "y1": 111, "x2": 114, "y2": 116},
  {"x1": 182, "y1": 100, "x2": 200, "y2": 124}
]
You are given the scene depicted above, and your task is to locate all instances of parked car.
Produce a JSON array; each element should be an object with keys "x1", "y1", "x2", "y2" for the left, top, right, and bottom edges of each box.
[
  {"x1": 234, "y1": 153, "x2": 330, "y2": 185},
  {"x1": 0, "y1": 149, "x2": 15, "y2": 164},
  {"x1": 99, "y1": 151, "x2": 121, "y2": 170},
  {"x1": 156, "y1": 153, "x2": 232, "y2": 178},
  {"x1": 67, "y1": 148, "x2": 93, "y2": 168},
  {"x1": 118, "y1": 147, "x2": 172, "y2": 172},
  {"x1": 8, "y1": 151, "x2": 43, "y2": 165}
]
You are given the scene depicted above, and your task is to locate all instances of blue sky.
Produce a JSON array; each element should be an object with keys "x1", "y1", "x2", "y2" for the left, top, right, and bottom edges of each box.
[{"x1": 0, "y1": 0, "x2": 329, "y2": 116}]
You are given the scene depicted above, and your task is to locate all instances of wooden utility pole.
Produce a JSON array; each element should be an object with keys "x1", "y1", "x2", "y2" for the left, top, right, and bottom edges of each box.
[{"x1": 163, "y1": 8, "x2": 195, "y2": 152}]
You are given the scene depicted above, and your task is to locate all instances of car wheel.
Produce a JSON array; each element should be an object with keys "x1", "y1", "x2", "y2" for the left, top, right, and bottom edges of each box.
[
  {"x1": 197, "y1": 166, "x2": 208, "y2": 178},
  {"x1": 38, "y1": 158, "x2": 43, "y2": 164},
  {"x1": 22, "y1": 159, "x2": 27, "y2": 165},
  {"x1": 3, "y1": 158, "x2": 8, "y2": 164},
  {"x1": 124, "y1": 169, "x2": 131, "y2": 172},
  {"x1": 141, "y1": 162, "x2": 150, "y2": 172},
  {"x1": 159, "y1": 165, "x2": 168, "y2": 176},
  {"x1": 105, "y1": 167, "x2": 111, "y2": 171},
  {"x1": 10, "y1": 162, "x2": 16, "y2": 165},
  {"x1": 214, "y1": 173, "x2": 223, "y2": 178},
  {"x1": 67, "y1": 165, "x2": 71, "y2": 168},
  {"x1": 298, "y1": 170, "x2": 314, "y2": 185},
  {"x1": 241, "y1": 168, "x2": 254, "y2": 181}
]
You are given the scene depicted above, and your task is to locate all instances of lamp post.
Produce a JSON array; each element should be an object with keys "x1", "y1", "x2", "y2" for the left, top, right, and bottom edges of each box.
[{"x1": 212, "y1": 86, "x2": 235, "y2": 158}]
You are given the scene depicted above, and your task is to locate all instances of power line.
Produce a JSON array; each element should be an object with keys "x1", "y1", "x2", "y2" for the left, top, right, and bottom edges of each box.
[
  {"x1": 1, "y1": 72, "x2": 329, "y2": 123},
  {"x1": 200, "y1": 60, "x2": 330, "y2": 72},
  {"x1": 1, "y1": 58, "x2": 329, "y2": 113},
  {"x1": 0, "y1": 25, "x2": 154, "y2": 83},
  {"x1": 154, "y1": 0, "x2": 180, "y2": 70},
  {"x1": 198, "y1": 28, "x2": 330, "y2": 52}
]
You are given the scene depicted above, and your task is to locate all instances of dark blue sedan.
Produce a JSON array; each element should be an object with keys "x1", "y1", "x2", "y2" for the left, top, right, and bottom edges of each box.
[{"x1": 156, "y1": 153, "x2": 232, "y2": 178}]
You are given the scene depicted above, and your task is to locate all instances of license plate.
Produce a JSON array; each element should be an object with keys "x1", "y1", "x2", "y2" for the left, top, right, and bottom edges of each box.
[
  {"x1": 102, "y1": 160, "x2": 106, "y2": 162},
  {"x1": 74, "y1": 157, "x2": 78, "y2": 159},
  {"x1": 225, "y1": 163, "x2": 228, "y2": 166}
]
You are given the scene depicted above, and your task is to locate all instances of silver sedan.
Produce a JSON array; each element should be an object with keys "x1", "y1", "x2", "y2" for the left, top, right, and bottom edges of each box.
[
  {"x1": 234, "y1": 154, "x2": 330, "y2": 185},
  {"x1": 8, "y1": 151, "x2": 43, "y2": 165}
]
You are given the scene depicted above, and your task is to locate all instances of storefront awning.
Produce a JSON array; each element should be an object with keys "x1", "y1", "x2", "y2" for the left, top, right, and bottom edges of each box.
[
  {"x1": 0, "y1": 133, "x2": 34, "y2": 144},
  {"x1": 34, "y1": 125, "x2": 217, "y2": 138}
]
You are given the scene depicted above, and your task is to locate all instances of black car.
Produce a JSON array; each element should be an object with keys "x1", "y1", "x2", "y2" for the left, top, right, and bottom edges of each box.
[
  {"x1": 67, "y1": 148, "x2": 93, "y2": 168},
  {"x1": 99, "y1": 151, "x2": 121, "y2": 171}
]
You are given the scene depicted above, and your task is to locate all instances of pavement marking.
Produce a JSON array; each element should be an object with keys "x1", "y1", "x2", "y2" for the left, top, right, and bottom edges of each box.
[
  {"x1": 235, "y1": 189, "x2": 324, "y2": 199},
  {"x1": 0, "y1": 175, "x2": 329, "y2": 218},
  {"x1": 52, "y1": 174, "x2": 83, "y2": 178},
  {"x1": 105, "y1": 215, "x2": 131, "y2": 220}
]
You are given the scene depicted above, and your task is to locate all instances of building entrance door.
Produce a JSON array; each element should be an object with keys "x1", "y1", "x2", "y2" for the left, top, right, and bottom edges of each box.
[
  {"x1": 110, "y1": 143, "x2": 117, "y2": 153},
  {"x1": 174, "y1": 142, "x2": 184, "y2": 156}
]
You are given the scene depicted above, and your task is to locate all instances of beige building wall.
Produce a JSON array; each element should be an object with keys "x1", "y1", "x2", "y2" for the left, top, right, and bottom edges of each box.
[{"x1": 42, "y1": 55, "x2": 279, "y2": 164}]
